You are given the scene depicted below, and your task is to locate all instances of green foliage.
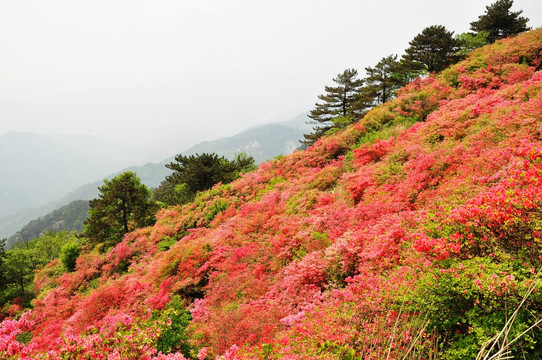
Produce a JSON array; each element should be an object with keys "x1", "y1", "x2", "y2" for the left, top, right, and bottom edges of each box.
[
  {"x1": 158, "y1": 236, "x2": 178, "y2": 252},
  {"x1": 357, "y1": 116, "x2": 418, "y2": 146},
  {"x1": 204, "y1": 199, "x2": 229, "y2": 222},
  {"x1": 303, "y1": 69, "x2": 368, "y2": 146},
  {"x1": 15, "y1": 331, "x2": 33, "y2": 345},
  {"x1": 167, "y1": 152, "x2": 255, "y2": 194},
  {"x1": 455, "y1": 31, "x2": 490, "y2": 57},
  {"x1": 60, "y1": 242, "x2": 81, "y2": 272},
  {"x1": 364, "y1": 54, "x2": 409, "y2": 105},
  {"x1": 156, "y1": 152, "x2": 255, "y2": 206},
  {"x1": 318, "y1": 340, "x2": 359, "y2": 360},
  {"x1": 0, "y1": 238, "x2": 7, "y2": 296},
  {"x1": 326, "y1": 115, "x2": 356, "y2": 136},
  {"x1": 1, "y1": 246, "x2": 33, "y2": 303},
  {"x1": 377, "y1": 159, "x2": 404, "y2": 184},
  {"x1": 411, "y1": 258, "x2": 542, "y2": 359},
  {"x1": 470, "y1": 0, "x2": 530, "y2": 43},
  {"x1": 261, "y1": 343, "x2": 274, "y2": 359},
  {"x1": 83, "y1": 171, "x2": 157, "y2": 249},
  {"x1": 0, "y1": 231, "x2": 76, "y2": 307},
  {"x1": 152, "y1": 296, "x2": 194, "y2": 356},
  {"x1": 403, "y1": 25, "x2": 461, "y2": 72},
  {"x1": 153, "y1": 182, "x2": 193, "y2": 208}
]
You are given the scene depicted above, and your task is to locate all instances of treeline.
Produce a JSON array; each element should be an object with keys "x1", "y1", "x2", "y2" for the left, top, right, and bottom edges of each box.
[
  {"x1": 302, "y1": 0, "x2": 530, "y2": 145},
  {"x1": 82, "y1": 152, "x2": 255, "y2": 250}
]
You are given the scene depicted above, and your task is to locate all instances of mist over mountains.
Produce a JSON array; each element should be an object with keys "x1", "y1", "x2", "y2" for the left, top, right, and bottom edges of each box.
[
  {"x1": 0, "y1": 114, "x2": 312, "y2": 242},
  {"x1": 0, "y1": 131, "x2": 161, "y2": 218}
]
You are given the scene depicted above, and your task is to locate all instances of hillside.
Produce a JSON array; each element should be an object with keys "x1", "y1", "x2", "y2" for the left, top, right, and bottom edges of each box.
[{"x1": 2, "y1": 29, "x2": 542, "y2": 359}]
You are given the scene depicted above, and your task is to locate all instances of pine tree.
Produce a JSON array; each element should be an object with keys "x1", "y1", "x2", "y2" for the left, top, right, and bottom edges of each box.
[
  {"x1": 364, "y1": 55, "x2": 409, "y2": 105},
  {"x1": 83, "y1": 172, "x2": 156, "y2": 248},
  {"x1": 403, "y1": 25, "x2": 461, "y2": 73},
  {"x1": 470, "y1": 0, "x2": 529, "y2": 43},
  {"x1": 155, "y1": 153, "x2": 255, "y2": 206},
  {"x1": 302, "y1": 69, "x2": 367, "y2": 146}
]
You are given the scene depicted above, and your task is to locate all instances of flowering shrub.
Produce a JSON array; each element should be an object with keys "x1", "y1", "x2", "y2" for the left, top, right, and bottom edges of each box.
[
  {"x1": 3, "y1": 28, "x2": 542, "y2": 359},
  {"x1": 0, "y1": 312, "x2": 36, "y2": 359}
]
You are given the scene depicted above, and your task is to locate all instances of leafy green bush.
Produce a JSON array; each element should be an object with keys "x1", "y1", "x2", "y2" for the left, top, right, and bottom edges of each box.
[
  {"x1": 60, "y1": 242, "x2": 81, "y2": 272},
  {"x1": 411, "y1": 257, "x2": 542, "y2": 359},
  {"x1": 203, "y1": 199, "x2": 229, "y2": 222},
  {"x1": 152, "y1": 296, "x2": 194, "y2": 356}
]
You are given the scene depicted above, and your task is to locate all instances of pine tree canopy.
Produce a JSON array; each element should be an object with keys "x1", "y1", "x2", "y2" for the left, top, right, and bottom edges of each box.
[
  {"x1": 403, "y1": 25, "x2": 461, "y2": 73},
  {"x1": 470, "y1": 0, "x2": 529, "y2": 43},
  {"x1": 303, "y1": 68, "x2": 367, "y2": 146},
  {"x1": 364, "y1": 54, "x2": 408, "y2": 105},
  {"x1": 154, "y1": 153, "x2": 256, "y2": 206},
  {"x1": 83, "y1": 172, "x2": 156, "y2": 249},
  {"x1": 165, "y1": 153, "x2": 255, "y2": 195}
]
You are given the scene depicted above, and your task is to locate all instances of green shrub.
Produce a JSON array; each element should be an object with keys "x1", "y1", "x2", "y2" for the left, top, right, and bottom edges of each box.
[
  {"x1": 152, "y1": 296, "x2": 193, "y2": 356},
  {"x1": 60, "y1": 242, "x2": 81, "y2": 272}
]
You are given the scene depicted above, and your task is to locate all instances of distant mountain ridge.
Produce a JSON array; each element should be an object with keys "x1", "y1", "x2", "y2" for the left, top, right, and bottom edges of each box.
[
  {"x1": 0, "y1": 131, "x2": 161, "y2": 218},
  {"x1": 8, "y1": 200, "x2": 89, "y2": 245},
  {"x1": 1, "y1": 113, "x2": 313, "y2": 244},
  {"x1": 181, "y1": 113, "x2": 311, "y2": 163}
]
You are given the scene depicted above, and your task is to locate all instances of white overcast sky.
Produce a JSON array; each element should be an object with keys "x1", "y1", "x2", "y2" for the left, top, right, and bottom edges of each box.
[{"x1": 1, "y1": 0, "x2": 541, "y2": 157}]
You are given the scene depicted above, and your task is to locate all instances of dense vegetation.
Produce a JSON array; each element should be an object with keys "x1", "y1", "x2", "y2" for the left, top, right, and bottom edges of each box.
[
  {"x1": 0, "y1": 232, "x2": 78, "y2": 310},
  {"x1": 1, "y1": 2, "x2": 541, "y2": 359}
]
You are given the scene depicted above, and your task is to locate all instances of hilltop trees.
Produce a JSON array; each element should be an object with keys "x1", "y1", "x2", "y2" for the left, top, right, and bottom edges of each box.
[
  {"x1": 470, "y1": 0, "x2": 529, "y2": 43},
  {"x1": 155, "y1": 153, "x2": 256, "y2": 206},
  {"x1": 301, "y1": 2, "x2": 533, "y2": 146},
  {"x1": 299, "y1": 1, "x2": 530, "y2": 146},
  {"x1": 83, "y1": 172, "x2": 157, "y2": 249},
  {"x1": 303, "y1": 69, "x2": 368, "y2": 146},
  {"x1": 302, "y1": 25, "x2": 464, "y2": 145},
  {"x1": 403, "y1": 25, "x2": 461, "y2": 73},
  {"x1": 363, "y1": 54, "x2": 410, "y2": 105}
]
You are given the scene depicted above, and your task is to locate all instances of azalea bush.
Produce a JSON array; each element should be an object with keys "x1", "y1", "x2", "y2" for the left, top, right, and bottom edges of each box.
[{"x1": 2, "y1": 28, "x2": 542, "y2": 359}]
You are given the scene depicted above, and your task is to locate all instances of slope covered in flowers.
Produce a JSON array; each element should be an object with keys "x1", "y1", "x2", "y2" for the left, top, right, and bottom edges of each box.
[{"x1": 3, "y1": 28, "x2": 542, "y2": 359}]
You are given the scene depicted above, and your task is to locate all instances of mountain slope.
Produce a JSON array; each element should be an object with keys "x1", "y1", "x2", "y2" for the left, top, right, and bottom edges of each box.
[
  {"x1": 7, "y1": 200, "x2": 89, "y2": 244},
  {"x1": 3, "y1": 29, "x2": 542, "y2": 359}
]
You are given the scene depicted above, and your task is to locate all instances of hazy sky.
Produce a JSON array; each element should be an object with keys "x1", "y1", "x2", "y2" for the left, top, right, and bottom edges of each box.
[{"x1": 1, "y1": 0, "x2": 541, "y2": 157}]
